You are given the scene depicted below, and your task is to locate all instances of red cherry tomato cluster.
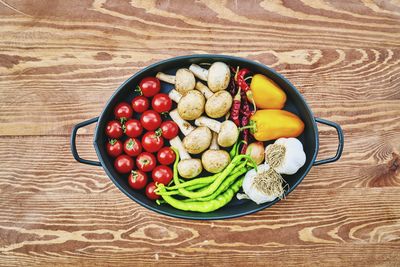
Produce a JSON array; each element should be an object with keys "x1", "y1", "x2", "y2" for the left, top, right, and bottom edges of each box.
[{"x1": 105, "y1": 76, "x2": 179, "y2": 200}]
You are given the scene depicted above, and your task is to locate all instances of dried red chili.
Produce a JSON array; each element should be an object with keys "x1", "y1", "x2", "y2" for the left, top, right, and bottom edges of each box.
[
  {"x1": 236, "y1": 68, "x2": 256, "y2": 111},
  {"x1": 230, "y1": 87, "x2": 241, "y2": 126},
  {"x1": 228, "y1": 74, "x2": 238, "y2": 96},
  {"x1": 240, "y1": 89, "x2": 252, "y2": 154}
]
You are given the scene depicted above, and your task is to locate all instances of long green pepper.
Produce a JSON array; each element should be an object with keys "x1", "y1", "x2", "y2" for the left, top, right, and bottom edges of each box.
[
  {"x1": 163, "y1": 161, "x2": 245, "y2": 191},
  {"x1": 163, "y1": 173, "x2": 219, "y2": 191},
  {"x1": 159, "y1": 182, "x2": 210, "y2": 196},
  {"x1": 159, "y1": 177, "x2": 244, "y2": 213},
  {"x1": 174, "y1": 155, "x2": 249, "y2": 199},
  {"x1": 184, "y1": 165, "x2": 249, "y2": 202},
  {"x1": 164, "y1": 164, "x2": 248, "y2": 197}
]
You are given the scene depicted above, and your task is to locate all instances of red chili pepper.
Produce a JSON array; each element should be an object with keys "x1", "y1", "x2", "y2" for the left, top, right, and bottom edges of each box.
[
  {"x1": 240, "y1": 89, "x2": 251, "y2": 154},
  {"x1": 230, "y1": 87, "x2": 241, "y2": 126},
  {"x1": 228, "y1": 68, "x2": 241, "y2": 126},
  {"x1": 236, "y1": 68, "x2": 250, "y2": 92},
  {"x1": 236, "y1": 68, "x2": 256, "y2": 112},
  {"x1": 228, "y1": 74, "x2": 237, "y2": 96}
]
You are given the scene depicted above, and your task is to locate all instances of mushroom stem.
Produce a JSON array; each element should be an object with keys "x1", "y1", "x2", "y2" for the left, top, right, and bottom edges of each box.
[
  {"x1": 194, "y1": 116, "x2": 221, "y2": 132},
  {"x1": 156, "y1": 72, "x2": 175, "y2": 84},
  {"x1": 195, "y1": 81, "x2": 213, "y2": 99},
  {"x1": 168, "y1": 89, "x2": 182, "y2": 103},
  {"x1": 169, "y1": 136, "x2": 191, "y2": 160},
  {"x1": 189, "y1": 64, "x2": 208, "y2": 81},
  {"x1": 169, "y1": 109, "x2": 195, "y2": 136},
  {"x1": 209, "y1": 132, "x2": 219, "y2": 150}
]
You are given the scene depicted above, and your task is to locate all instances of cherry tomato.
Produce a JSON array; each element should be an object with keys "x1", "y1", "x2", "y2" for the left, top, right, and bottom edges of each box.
[
  {"x1": 142, "y1": 131, "x2": 164, "y2": 153},
  {"x1": 106, "y1": 120, "x2": 123, "y2": 139},
  {"x1": 136, "y1": 152, "x2": 156, "y2": 172},
  {"x1": 138, "y1": 77, "x2": 161, "y2": 97},
  {"x1": 145, "y1": 182, "x2": 160, "y2": 200},
  {"x1": 106, "y1": 139, "x2": 123, "y2": 158},
  {"x1": 114, "y1": 102, "x2": 133, "y2": 120},
  {"x1": 114, "y1": 155, "x2": 134, "y2": 174},
  {"x1": 124, "y1": 119, "x2": 143, "y2": 138},
  {"x1": 128, "y1": 170, "x2": 148, "y2": 190},
  {"x1": 140, "y1": 110, "x2": 161, "y2": 131},
  {"x1": 160, "y1": 121, "x2": 179, "y2": 140},
  {"x1": 152, "y1": 93, "x2": 172, "y2": 113},
  {"x1": 152, "y1": 165, "x2": 173, "y2": 185},
  {"x1": 157, "y1": 147, "x2": 176, "y2": 165},
  {"x1": 131, "y1": 96, "x2": 149, "y2": 113},
  {"x1": 123, "y1": 138, "x2": 142, "y2": 157}
]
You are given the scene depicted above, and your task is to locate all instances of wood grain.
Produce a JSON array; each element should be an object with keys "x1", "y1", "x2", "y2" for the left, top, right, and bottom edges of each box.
[{"x1": 0, "y1": 0, "x2": 399, "y2": 266}]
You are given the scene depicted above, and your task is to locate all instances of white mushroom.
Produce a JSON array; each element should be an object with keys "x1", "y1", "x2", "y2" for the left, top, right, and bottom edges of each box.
[
  {"x1": 168, "y1": 89, "x2": 205, "y2": 121},
  {"x1": 205, "y1": 91, "x2": 232, "y2": 118},
  {"x1": 195, "y1": 82, "x2": 232, "y2": 118},
  {"x1": 189, "y1": 62, "x2": 231, "y2": 92},
  {"x1": 195, "y1": 117, "x2": 239, "y2": 147},
  {"x1": 156, "y1": 68, "x2": 195, "y2": 95},
  {"x1": 169, "y1": 136, "x2": 202, "y2": 179},
  {"x1": 169, "y1": 110, "x2": 212, "y2": 154},
  {"x1": 183, "y1": 126, "x2": 212, "y2": 154},
  {"x1": 201, "y1": 132, "x2": 231, "y2": 173},
  {"x1": 178, "y1": 90, "x2": 205, "y2": 120}
]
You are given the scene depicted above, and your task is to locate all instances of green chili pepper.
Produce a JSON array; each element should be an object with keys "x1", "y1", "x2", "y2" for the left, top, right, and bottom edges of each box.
[
  {"x1": 184, "y1": 165, "x2": 249, "y2": 202},
  {"x1": 158, "y1": 155, "x2": 246, "y2": 198},
  {"x1": 159, "y1": 182, "x2": 210, "y2": 196},
  {"x1": 171, "y1": 147, "x2": 181, "y2": 186},
  {"x1": 229, "y1": 141, "x2": 239, "y2": 159},
  {"x1": 163, "y1": 173, "x2": 218, "y2": 191},
  {"x1": 163, "y1": 162, "x2": 245, "y2": 191},
  {"x1": 174, "y1": 155, "x2": 249, "y2": 199},
  {"x1": 157, "y1": 162, "x2": 247, "y2": 197},
  {"x1": 159, "y1": 177, "x2": 244, "y2": 213},
  {"x1": 229, "y1": 140, "x2": 246, "y2": 159}
]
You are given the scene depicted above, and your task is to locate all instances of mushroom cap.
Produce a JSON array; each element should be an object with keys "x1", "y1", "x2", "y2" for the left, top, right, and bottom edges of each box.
[
  {"x1": 205, "y1": 90, "x2": 233, "y2": 118},
  {"x1": 175, "y1": 68, "x2": 196, "y2": 95},
  {"x1": 207, "y1": 62, "x2": 231, "y2": 92},
  {"x1": 178, "y1": 159, "x2": 203, "y2": 179},
  {"x1": 217, "y1": 120, "x2": 239, "y2": 147},
  {"x1": 201, "y1": 150, "x2": 230, "y2": 173},
  {"x1": 177, "y1": 90, "x2": 205, "y2": 120},
  {"x1": 183, "y1": 126, "x2": 212, "y2": 154}
]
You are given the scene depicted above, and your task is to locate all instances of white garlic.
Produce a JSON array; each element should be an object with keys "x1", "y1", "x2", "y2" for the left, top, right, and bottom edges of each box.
[
  {"x1": 240, "y1": 164, "x2": 277, "y2": 204},
  {"x1": 265, "y1": 138, "x2": 306, "y2": 175}
]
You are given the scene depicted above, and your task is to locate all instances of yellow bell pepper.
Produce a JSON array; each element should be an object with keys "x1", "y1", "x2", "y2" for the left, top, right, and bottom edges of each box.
[
  {"x1": 250, "y1": 74, "x2": 287, "y2": 109},
  {"x1": 249, "y1": 110, "x2": 304, "y2": 141}
]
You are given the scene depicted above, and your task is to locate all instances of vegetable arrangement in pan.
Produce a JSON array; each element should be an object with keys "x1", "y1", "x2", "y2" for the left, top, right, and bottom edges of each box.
[{"x1": 105, "y1": 62, "x2": 307, "y2": 212}]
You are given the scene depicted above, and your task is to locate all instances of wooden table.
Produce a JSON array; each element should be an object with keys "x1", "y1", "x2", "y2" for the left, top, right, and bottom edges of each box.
[{"x1": 1, "y1": 1, "x2": 399, "y2": 266}]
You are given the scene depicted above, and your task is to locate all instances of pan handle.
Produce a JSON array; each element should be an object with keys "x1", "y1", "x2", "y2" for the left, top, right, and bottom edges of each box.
[
  {"x1": 70, "y1": 117, "x2": 101, "y2": 166},
  {"x1": 313, "y1": 118, "x2": 344, "y2": 166}
]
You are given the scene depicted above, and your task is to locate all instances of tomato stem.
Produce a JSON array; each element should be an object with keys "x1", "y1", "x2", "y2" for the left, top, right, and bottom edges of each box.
[
  {"x1": 135, "y1": 85, "x2": 143, "y2": 96},
  {"x1": 155, "y1": 128, "x2": 162, "y2": 137},
  {"x1": 109, "y1": 139, "x2": 117, "y2": 145}
]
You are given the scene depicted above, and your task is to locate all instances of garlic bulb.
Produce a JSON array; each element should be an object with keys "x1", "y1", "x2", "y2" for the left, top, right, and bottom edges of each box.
[
  {"x1": 240, "y1": 164, "x2": 282, "y2": 204},
  {"x1": 265, "y1": 138, "x2": 306, "y2": 175}
]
